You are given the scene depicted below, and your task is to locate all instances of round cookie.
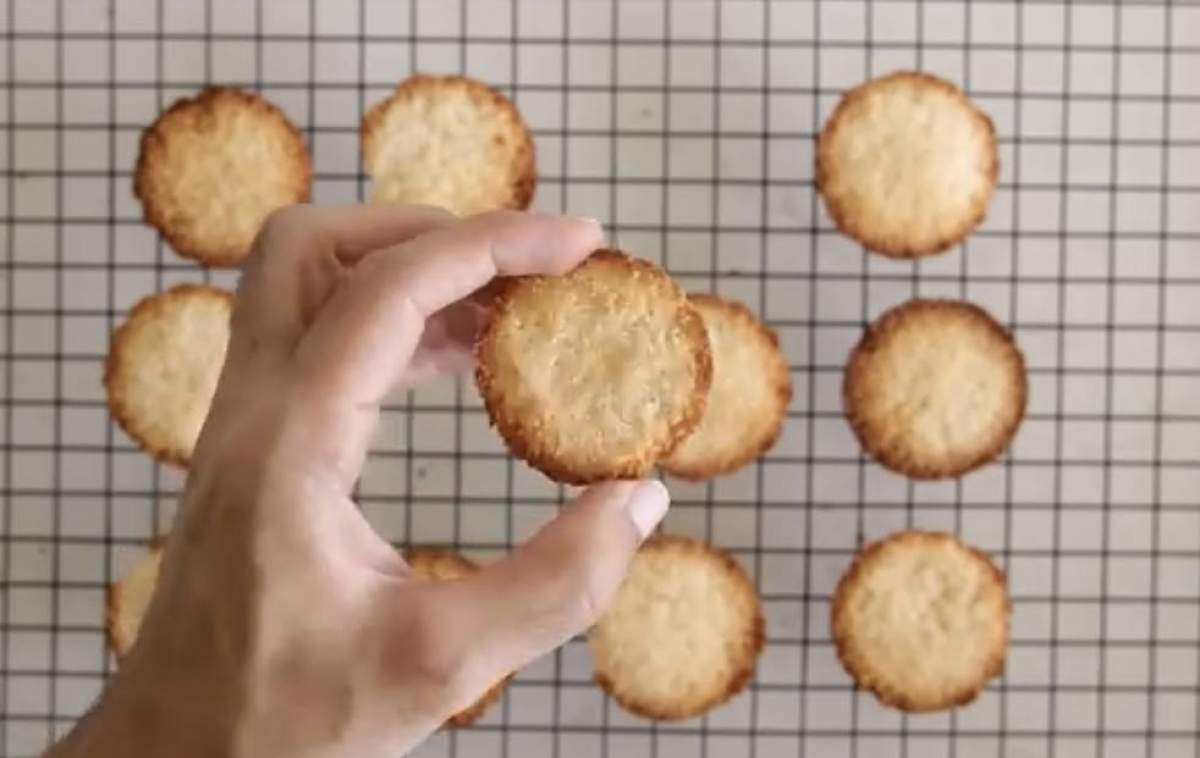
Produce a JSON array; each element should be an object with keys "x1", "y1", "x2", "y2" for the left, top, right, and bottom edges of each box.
[
  {"x1": 816, "y1": 70, "x2": 998, "y2": 258},
  {"x1": 403, "y1": 547, "x2": 511, "y2": 728},
  {"x1": 831, "y1": 530, "x2": 1010, "y2": 712},
  {"x1": 105, "y1": 284, "x2": 234, "y2": 466},
  {"x1": 362, "y1": 74, "x2": 536, "y2": 217},
  {"x1": 842, "y1": 298, "x2": 1026, "y2": 479},
  {"x1": 589, "y1": 535, "x2": 764, "y2": 720},
  {"x1": 476, "y1": 249, "x2": 712, "y2": 485},
  {"x1": 661, "y1": 294, "x2": 792, "y2": 480},
  {"x1": 134, "y1": 86, "x2": 312, "y2": 266},
  {"x1": 106, "y1": 544, "x2": 164, "y2": 657}
]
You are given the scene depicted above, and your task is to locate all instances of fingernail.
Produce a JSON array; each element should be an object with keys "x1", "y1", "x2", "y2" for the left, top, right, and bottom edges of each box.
[{"x1": 626, "y1": 480, "x2": 669, "y2": 540}]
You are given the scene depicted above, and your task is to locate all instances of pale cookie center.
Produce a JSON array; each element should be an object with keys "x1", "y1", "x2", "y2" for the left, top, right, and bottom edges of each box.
[
  {"x1": 123, "y1": 300, "x2": 229, "y2": 455},
  {"x1": 166, "y1": 112, "x2": 300, "y2": 246},
  {"x1": 498, "y1": 290, "x2": 695, "y2": 457},
  {"x1": 672, "y1": 313, "x2": 773, "y2": 458},
  {"x1": 872, "y1": 325, "x2": 1011, "y2": 457},
  {"x1": 849, "y1": 548, "x2": 998, "y2": 689},
  {"x1": 601, "y1": 557, "x2": 748, "y2": 700},
  {"x1": 371, "y1": 95, "x2": 515, "y2": 216},
  {"x1": 830, "y1": 87, "x2": 987, "y2": 241}
]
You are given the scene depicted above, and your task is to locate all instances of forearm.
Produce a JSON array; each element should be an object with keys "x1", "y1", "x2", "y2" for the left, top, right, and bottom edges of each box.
[{"x1": 43, "y1": 676, "x2": 234, "y2": 758}]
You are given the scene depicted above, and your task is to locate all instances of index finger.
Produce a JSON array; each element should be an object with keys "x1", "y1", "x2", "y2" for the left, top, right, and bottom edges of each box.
[{"x1": 294, "y1": 210, "x2": 603, "y2": 405}]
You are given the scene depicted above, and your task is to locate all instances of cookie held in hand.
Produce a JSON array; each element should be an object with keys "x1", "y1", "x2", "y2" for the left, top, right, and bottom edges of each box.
[
  {"x1": 832, "y1": 530, "x2": 1010, "y2": 712},
  {"x1": 476, "y1": 249, "x2": 712, "y2": 485}
]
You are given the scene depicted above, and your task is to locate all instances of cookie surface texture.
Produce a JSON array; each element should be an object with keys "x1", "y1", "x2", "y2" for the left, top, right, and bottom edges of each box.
[
  {"x1": 589, "y1": 536, "x2": 764, "y2": 720},
  {"x1": 362, "y1": 74, "x2": 536, "y2": 216},
  {"x1": 843, "y1": 298, "x2": 1026, "y2": 479},
  {"x1": 816, "y1": 70, "x2": 998, "y2": 257},
  {"x1": 106, "y1": 545, "x2": 164, "y2": 657},
  {"x1": 662, "y1": 294, "x2": 792, "y2": 480},
  {"x1": 403, "y1": 547, "x2": 510, "y2": 728},
  {"x1": 832, "y1": 530, "x2": 1010, "y2": 712},
  {"x1": 134, "y1": 86, "x2": 311, "y2": 266},
  {"x1": 476, "y1": 249, "x2": 712, "y2": 485},
  {"x1": 105, "y1": 284, "x2": 234, "y2": 466}
]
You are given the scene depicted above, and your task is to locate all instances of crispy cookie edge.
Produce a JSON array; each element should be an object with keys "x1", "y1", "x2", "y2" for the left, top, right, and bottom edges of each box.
[
  {"x1": 830, "y1": 530, "x2": 1011, "y2": 712},
  {"x1": 590, "y1": 535, "x2": 766, "y2": 721},
  {"x1": 361, "y1": 73, "x2": 537, "y2": 213},
  {"x1": 475, "y1": 249, "x2": 713, "y2": 485},
  {"x1": 103, "y1": 283, "x2": 234, "y2": 468},
  {"x1": 842, "y1": 298, "x2": 1028, "y2": 479},
  {"x1": 661, "y1": 293, "x2": 793, "y2": 481},
  {"x1": 104, "y1": 539, "x2": 166, "y2": 660},
  {"x1": 133, "y1": 86, "x2": 312, "y2": 267},
  {"x1": 815, "y1": 70, "x2": 999, "y2": 259}
]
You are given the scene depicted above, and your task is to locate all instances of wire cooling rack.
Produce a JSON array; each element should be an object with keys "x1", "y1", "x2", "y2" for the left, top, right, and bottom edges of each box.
[{"x1": 2, "y1": 0, "x2": 1199, "y2": 756}]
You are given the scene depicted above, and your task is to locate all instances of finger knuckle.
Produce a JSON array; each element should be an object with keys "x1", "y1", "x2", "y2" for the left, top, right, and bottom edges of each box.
[
  {"x1": 539, "y1": 548, "x2": 616, "y2": 630},
  {"x1": 405, "y1": 599, "x2": 475, "y2": 698}
]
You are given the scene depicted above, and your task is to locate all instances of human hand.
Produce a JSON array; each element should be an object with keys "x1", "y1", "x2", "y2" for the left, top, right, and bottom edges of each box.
[{"x1": 47, "y1": 205, "x2": 670, "y2": 758}]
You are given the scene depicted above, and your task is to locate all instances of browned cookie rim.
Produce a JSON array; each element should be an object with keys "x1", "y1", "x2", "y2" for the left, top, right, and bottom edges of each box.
[
  {"x1": 815, "y1": 70, "x2": 999, "y2": 259},
  {"x1": 591, "y1": 535, "x2": 766, "y2": 721},
  {"x1": 842, "y1": 298, "x2": 1027, "y2": 479},
  {"x1": 103, "y1": 283, "x2": 234, "y2": 468},
  {"x1": 830, "y1": 530, "x2": 1011, "y2": 712},
  {"x1": 104, "y1": 539, "x2": 166, "y2": 659},
  {"x1": 361, "y1": 73, "x2": 537, "y2": 213},
  {"x1": 661, "y1": 293, "x2": 793, "y2": 481},
  {"x1": 475, "y1": 249, "x2": 713, "y2": 485},
  {"x1": 133, "y1": 86, "x2": 312, "y2": 267}
]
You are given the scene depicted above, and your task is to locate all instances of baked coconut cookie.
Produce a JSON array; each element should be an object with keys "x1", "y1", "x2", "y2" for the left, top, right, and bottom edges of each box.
[
  {"x1": 832, "y1": 530, "x2": 1010, "y2": 712},
  {"x1": 403, "y1": 547, "x2": 511, "y2": 728},
  {"x1": 134, "y1": 86, "x2": 311, "y2": 266},
  {"x1": 843, "y1": 298, "x2": 1026, "y2": 479},
  {"x1": 661, "y1": 294, "x2": 792, "y2": 480},
  {"x1": 104, "y1": 284, "x2": 233, "y2": 466},
  {"x1": 106, "y1": 544, "x2": 164, "y2": 657},
  {"x1": 476, "y1": 249, "x2": 712, "y2": 485},
  {"x1": 816, "y1": 70, "x2": 998, "y2": 258},
  {"x1": 589, "y1": 535, "x2": 764, "y2": 720},
  {"x1": 362, "y1": 74, "x2": 536, "y2": 216}
]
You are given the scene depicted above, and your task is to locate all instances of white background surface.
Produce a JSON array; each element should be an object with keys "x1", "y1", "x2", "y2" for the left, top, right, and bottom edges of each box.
[{"x1": 2, "y1": 0, "x2": 1199, "y2": 756}]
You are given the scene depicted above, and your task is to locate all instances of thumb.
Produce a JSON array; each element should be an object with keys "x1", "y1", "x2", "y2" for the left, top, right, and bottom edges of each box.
[{"x1": 450, "y1": 480, "x2": 669, "y2": 678}]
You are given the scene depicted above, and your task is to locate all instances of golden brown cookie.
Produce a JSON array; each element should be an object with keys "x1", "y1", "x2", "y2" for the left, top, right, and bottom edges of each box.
[
  {"x1": 661, "y1": 294, "x2": 792, "y2": 480},
  {"x1": 104, "y1": 284, "x2": 233, "y2": 466},
  {"x1": 843, "y1": 298, "x2": 1026, "y2": 479},
  {"x1": 832, "y1": 530, "x2": 1010, "y2": 712},
  {"x1": 816, "y1": 71, "x2": 998, "y2": 258},
  {"x1": 589, "y1": 535, "x2": 764, "y2": 720},
  {"x1": 362, "y1": 74, "x2": 536, "y2": 216},
  {"x1": 403, "y1": 547, "x2": 510, "y2": 728},
  {"x1": 476, "y1": 249, "x2": 712, "y2": 485},
  {"x1": 106, "y1": 544, "x2": 164, "y2": 658},
  {"x1": 134, "y1": 86, "x2": 312, "y2": 266}
]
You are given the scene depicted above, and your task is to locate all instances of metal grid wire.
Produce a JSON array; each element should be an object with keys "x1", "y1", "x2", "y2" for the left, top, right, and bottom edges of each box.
[{"x1": 2, "y1": 0, "x2": 1199, "y2": 755}]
